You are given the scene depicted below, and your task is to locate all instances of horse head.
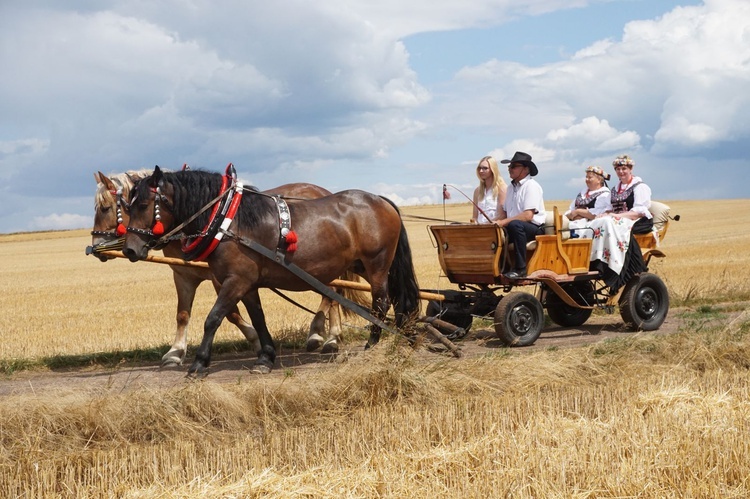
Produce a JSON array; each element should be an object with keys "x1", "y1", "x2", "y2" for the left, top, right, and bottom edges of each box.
[
  {"x1": 122, "y1": 165, "x2": 176, "y2": 262},
  {"x1": 90, "y1": 169, "x2": 155, "y2": 258}
]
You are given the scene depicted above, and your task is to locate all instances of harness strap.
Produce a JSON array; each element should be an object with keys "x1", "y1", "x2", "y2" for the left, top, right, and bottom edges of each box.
[
  {"x1": 272, "y1": 196, "x2": 295, "y2": 252},
  {"x1": 222, "y1": 229, "x2": 400, "y2": 336},
  {"x1": 193, "y1": 182, "x2": 243, "y2": 261}
]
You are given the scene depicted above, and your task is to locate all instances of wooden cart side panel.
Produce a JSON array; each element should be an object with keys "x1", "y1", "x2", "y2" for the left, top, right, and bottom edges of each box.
[
  {"x1": 527, "y1": 206, "x2": 591, "y2": 275},
  {"x1": 430, "y1": 224, "x2": 503, "y2": 283}
]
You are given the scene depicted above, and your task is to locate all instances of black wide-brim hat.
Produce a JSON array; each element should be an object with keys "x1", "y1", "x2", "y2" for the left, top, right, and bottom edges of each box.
[{"x1": 500, "y1": 151, "x2": 538, "y2": 176}]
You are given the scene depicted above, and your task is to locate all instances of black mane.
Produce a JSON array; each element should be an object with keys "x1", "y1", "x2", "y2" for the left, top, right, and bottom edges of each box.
[{"x1": 132, "y1": 169, "x2": 273, "y2": 235}]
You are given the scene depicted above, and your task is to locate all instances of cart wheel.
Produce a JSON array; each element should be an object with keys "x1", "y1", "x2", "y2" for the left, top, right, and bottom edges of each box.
[
  {"x1": 619, "y1": 272, "x2": 669, "y2": 331},
  {"x1": 494, "y1": 291, "x2": 544, "y2": 347},
  {"x1": 545, "y1": 282, "x2": 594, "y2": 327},
  {"x1": 426, "y1": 300, "x2": 473, "y2": 332}
]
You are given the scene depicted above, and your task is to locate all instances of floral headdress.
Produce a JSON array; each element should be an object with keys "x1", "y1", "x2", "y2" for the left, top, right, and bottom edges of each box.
[
  {"x1": 612, "y1": 155, "x2": 635, "y2": 168},
  {"x1": 585, "y1": 165, "x2": 611, "y2": 181}
]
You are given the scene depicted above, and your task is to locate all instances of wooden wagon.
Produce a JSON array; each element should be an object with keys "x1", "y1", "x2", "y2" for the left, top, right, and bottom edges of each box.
[{"x1": 425, "y1": 202, "x2": 677, "y2": 346}]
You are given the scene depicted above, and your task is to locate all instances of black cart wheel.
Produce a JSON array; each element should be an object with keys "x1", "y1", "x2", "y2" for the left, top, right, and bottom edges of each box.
[
  {"x1": 494, "y1": 291, "x2": 544, "y2": 347},
  {"x1": 426, "y1": 300, "x2": 473, "y2": 332},
  {"x1": 619, "y1": 272, "x2": 669, "y2": 331},
  {"x1": 545, "y1": 282, "x2": 594, "y2": 327}
]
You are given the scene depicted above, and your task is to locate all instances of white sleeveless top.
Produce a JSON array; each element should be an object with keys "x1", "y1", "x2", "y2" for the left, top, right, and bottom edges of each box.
[{"x1": 477, "y1": 187, "x2": 498, "y2": 224}]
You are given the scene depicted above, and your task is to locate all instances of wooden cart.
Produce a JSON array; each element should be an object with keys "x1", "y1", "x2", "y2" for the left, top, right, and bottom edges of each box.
[{"x1": 425, "y1": 203, "x2": 677, "y2": 346}]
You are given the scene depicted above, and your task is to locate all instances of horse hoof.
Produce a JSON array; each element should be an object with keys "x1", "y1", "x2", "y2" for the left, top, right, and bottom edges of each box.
[
  {"x1": 185, "y1": 369, "x2": 208, "y2": 380},
  {"x1": 250, "y1": 363, "x2": 272, "y2": 374},
  {"x1": 321, "y1": 340, "x2": 339, "y2": 354},
  {"x1": 306, "y1": 334, "x2": 324, "y2": 352},
  {"x1": 161, "y1": 356, "x2": 183, "y2": 368}
]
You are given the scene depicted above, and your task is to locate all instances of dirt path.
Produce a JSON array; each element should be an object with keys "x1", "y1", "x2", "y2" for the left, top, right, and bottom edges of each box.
[{"x1": 0, "y1": 306, "x2": 719, "y2": 398}]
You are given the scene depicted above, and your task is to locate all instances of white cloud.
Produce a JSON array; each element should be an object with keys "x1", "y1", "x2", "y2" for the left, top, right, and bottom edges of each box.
[
  {"x1": 436, "y1": 0, "x2": 750, "y2": 155},
  {"x1": 30, "y1": 213, "x2": 92, "y2": 231},
  {"x1": 1, "y1": 0, "x2": 749, "y2": 233},
  {"x1": 545, "y1": 116, "x2": 640, "y2": 152}
]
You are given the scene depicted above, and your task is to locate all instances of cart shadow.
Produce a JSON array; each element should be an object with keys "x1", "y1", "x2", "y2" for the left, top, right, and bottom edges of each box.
[{"x1": 467, "y1": 322, "x2": 633, "y2": 350}]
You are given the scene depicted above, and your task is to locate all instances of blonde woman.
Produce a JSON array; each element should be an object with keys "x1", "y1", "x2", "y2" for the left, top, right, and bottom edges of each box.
[{"x1": 470, "y1": 156, "x2": 507, "y2": 224}]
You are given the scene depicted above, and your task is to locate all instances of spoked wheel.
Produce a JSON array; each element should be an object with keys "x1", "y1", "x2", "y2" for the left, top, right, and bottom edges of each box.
[
  {"x1": 494, "y1": 291, "x2": 544, "y2": 347},
  {"x1": 545, "y1": 282, "x2": 594, "y2": 327},
  {"x1": 426, "y1": 299, "x2": 473, "y2": 332},
  {"x1": 619, "y1": 272, "x2": 669, "y2": 331}
]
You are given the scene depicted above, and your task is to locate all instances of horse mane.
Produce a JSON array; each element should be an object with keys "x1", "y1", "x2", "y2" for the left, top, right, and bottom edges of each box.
[
  {"x1": 94, "y1": 169, "x2": 154, "y2": 210},
  {"x1": 133, "y1": 169, "x2": 272, "y2": 234}
]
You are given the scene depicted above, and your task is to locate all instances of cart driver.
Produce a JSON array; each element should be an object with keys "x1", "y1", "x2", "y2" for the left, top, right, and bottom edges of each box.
[{"x1": 495, "y1": 151, "x2": 546, "y2": 280}]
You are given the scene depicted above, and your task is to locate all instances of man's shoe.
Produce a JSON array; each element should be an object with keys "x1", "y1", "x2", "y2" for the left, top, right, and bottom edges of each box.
[{"x1": 504, "y1": 269, "x2": 527, "y2": 279}]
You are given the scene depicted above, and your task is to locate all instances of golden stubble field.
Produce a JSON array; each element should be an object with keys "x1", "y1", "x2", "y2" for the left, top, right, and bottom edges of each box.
[{"x1": 1, "y1": 199, "x2": 750, "y2": 497}]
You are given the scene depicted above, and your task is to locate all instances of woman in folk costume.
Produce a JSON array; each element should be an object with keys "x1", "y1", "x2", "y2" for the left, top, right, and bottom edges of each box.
[
  {"x1": 564, "y1": 165, "x2": 611, "y2": 238},
  {"x1": 604, "y1": 154, "x2": 654, "y2": 234},
  {"x1": 583, "y1": 156, "x2": 649, "y2": 293},
  {"x1": 470, "y1": 155, "x2": 507, "y2": 224}
]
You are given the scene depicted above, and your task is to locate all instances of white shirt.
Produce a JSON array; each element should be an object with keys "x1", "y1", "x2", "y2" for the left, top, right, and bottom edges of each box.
[
  {"x1": 504, "y1": 177, "x2": 546, "y2": 225},
  {"x1": 476, "y1": 187, "x2": 499, "y2": 224}
]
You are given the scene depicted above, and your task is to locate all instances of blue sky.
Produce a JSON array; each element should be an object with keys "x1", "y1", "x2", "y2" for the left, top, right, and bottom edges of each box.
[{"x1": 0, "y1": 0, "x2": 746, "y2": 233}]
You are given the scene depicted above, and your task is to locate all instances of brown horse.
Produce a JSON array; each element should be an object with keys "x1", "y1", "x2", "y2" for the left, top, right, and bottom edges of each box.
[
  {"x1": 122, "y1": 166, "x2": 420, "y2": 376},
  {"x1": 91, "y1": 170, "x2": 366, "y2": 366}
]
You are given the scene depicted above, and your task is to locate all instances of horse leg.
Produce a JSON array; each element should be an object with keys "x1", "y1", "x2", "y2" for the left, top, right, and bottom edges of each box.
[
  {"x1": 210, "y1": 277, "x2": 261, "y2": 355},
  {"x1": 240, "y1": 289, "x2": 276, "y2": 374},
  {"x1": 188, "y1": 278, "x2": 250, "y2": 377},
  {"x1": 162, "y1": 270, "x2": 201, "y2": 367},
  {"x1": 321, "y1": 298, "x2": 341, "y2": 354},
  {"x1": 366, "y1": 277, "x2": 391, "y2": 349},
  {"x1": 306, "y1": 297, "x2": 328, "y2": 352}
]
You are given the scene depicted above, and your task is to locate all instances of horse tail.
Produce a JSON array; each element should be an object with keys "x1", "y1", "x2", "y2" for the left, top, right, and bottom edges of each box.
[
  {"x1": 337, "y1": 270, "x2": 370, "y2": 319},
  {"x1": 381, "y1": 197, "x2": 421, "y2": 327}
]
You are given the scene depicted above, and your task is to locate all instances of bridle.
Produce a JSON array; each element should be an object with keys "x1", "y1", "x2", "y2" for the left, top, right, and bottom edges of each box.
[
  {"x1": 126, "y1": 184, "x2": 175, "y2": 244},
  {"x1": 91, "y1": 184, "x2": 128, "y2": 240}
]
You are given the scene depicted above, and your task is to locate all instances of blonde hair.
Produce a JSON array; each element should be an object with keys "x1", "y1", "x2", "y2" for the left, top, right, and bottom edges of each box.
[{"x1": 475, "y1": 156, "x2": 506, "y2": 199}]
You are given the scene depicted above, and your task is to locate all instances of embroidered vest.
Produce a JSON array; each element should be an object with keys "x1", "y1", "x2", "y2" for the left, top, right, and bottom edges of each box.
[
  {"x1": 610, "y1": 181, "x2": 641, "y2": 214},
  {"x1": 574, "y1": 190, "x2": 605, "y2": 210}
]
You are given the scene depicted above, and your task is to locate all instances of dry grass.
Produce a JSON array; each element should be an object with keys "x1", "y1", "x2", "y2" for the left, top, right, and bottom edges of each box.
[
  {"x1": 2, "y1": 320, "x2": 750, "y2": 497},
  {"x1": 1, "y1": 199, "x2": 750, "y2": 497}
]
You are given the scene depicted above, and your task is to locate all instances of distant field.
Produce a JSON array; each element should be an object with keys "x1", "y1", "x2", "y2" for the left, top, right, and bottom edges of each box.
[
  {"x1": 1, "y1": 199, "x2": 750, "y2": 498},
  {"x1": 1, "y1": 199, "x2": 748, "y2": 360}
]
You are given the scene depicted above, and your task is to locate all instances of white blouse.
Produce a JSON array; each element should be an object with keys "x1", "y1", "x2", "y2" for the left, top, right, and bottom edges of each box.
[{"x1": 476, "y1": 187, "x2": 499, "y2": 224}]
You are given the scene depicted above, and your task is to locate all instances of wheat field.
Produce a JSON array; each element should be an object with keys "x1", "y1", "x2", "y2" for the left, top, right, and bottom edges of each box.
[{"x1": 1, "y1": 199, "x2": 750, "y2": 497}]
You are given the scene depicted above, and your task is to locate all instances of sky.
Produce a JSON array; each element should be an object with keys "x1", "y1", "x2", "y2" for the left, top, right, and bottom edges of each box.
[{"x1": 1, "y1": 0, "x2": 748, "y2": 234}]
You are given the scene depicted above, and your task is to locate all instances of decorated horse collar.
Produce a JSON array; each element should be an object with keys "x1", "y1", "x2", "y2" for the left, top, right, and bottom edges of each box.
[{"x1": 181, "y1": 163, "x2": 244, "y2": 261}]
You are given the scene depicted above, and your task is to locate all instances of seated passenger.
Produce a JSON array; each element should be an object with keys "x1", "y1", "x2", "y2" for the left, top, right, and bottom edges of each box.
[
  {"x1": 470, "y1": 156, "x2": 507, "y2": 224},
  {"x1": 564, "y1": 165, "x2": 611, "y2": 238},
  {"x1": 582, "y1": 155, "x2": 649, "y2": 293},
  {"x1": 602, "y1": 154, "x2": 653, "y2": 234},
  {"x1": 495, "y1": 151, "x2": 546, "y2": 280}
]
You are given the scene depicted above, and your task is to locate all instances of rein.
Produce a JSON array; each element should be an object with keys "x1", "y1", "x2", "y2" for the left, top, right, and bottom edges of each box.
[{"x1": 443, "y1": 183, "x2": 494, "y2": 223}]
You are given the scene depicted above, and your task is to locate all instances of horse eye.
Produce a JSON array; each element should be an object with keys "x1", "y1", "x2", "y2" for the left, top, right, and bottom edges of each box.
[{"x1": 100, "y1": 205, "x2": 111, "y2": 214}]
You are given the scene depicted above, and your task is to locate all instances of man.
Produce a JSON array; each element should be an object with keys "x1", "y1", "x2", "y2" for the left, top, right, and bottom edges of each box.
[{"x1": 495, "y1": 151, "x2": 546, "y2": 279}]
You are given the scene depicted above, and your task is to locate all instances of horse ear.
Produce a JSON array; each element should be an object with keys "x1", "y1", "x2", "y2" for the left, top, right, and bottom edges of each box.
[
  {"x1": 149, "y1": 165, "x2": 163, "y2": 188},
  {"x1": 97, "y1": 171, "x2": 117, "y2": 191}
]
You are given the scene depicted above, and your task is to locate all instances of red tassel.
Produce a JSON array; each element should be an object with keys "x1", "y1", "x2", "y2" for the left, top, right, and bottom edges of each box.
[
  {"x1": 152, "y1": 220, "x2": 164, "y2": 235},
  {"x1": 285, "y1": 231, "x2": 298, "y2": 244},
  {"x1": 287, "y1": 242, "x2": 297, "y2": 253},
  {"x1": 116, "y1": 223, "x2": 126, "y2": 236}
]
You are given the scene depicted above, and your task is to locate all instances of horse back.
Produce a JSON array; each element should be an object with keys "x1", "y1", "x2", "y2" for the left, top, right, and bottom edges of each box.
[{"x1": 264, "y1": 183, "x2": 332, "y2": 199}]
